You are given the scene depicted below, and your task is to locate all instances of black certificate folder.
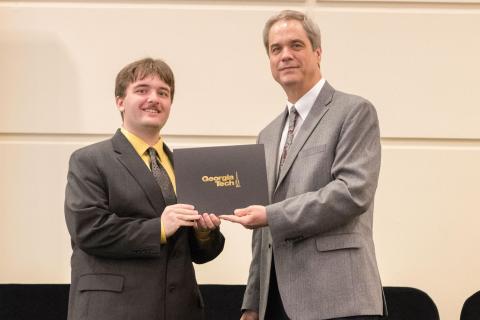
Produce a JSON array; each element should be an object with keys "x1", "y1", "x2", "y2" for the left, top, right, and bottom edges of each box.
[{"x1": 173, "y1": 144, "x2": 268, "y2": 215}]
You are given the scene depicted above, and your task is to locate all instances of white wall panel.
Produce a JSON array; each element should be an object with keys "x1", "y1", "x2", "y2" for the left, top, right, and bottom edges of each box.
[
  {"x1": 1, "y1": 2, "x2": 479, "y2": 137},
  {"x1": 0, "y1": 3, "x2": 285, "y2": 135},
  {"x1": 319, "y1": 7, "x2": 480, "y2": 139},
  {"x1": 375, "y1": 143, "x2": 480, "y2": 320},
  {"x1": 0, "y1": 142, "x2": 74, "y2": 283}
]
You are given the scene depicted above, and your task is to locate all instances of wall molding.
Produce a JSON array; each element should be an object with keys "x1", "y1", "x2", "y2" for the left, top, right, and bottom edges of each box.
[
  {"x1": 1, "y1": 132, "x2": 480, "y2": 148},
  {"x1": 1, "y1": 1, "x2": 480, "y2": 8}
]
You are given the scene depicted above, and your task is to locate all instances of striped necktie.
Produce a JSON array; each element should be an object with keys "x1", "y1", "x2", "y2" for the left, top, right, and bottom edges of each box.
[
  {"x1": 278, "y1": 106, "x2": 298, "y2": 171},
  {"x1": 148, "y1": 147, "x2": 177, "y2": 206}
]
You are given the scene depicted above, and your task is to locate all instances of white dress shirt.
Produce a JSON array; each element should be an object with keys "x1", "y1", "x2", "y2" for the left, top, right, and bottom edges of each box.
[{"x1": 277, "y1": 79, "x2": 326, "y2": 169}]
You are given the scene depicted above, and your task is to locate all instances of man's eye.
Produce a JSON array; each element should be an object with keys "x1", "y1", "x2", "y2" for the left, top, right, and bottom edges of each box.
[
  {"x1": 159, "y1": 91, "x2": 169, "y2": 97},
  {"x1": 136, "y1": 89, "x2": 147, "y2": 94}
]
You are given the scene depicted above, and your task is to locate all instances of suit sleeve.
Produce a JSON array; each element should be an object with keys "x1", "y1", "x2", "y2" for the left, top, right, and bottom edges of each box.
[
  {"x1": 65, "y1": 148, "x2": 162, "y2": 259},
  {"x1": 241, "y1": 228, "x2": 261, "y2": 312},
  {"x1": 267, "y1": 100, "x2": 381, "y2": 244},
  {"x1": 188, "y1": 228, "x2": 225, "y2": 264},
  {"x1": 240, "y1": 134, "x2": 262, "y2": 311}
]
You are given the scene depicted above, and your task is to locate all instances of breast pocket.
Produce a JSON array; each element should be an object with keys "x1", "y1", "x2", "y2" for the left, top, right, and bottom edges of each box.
[
  {"x1": 298, "y1": 144, "x2": 326, "y2": 158},
  {"x1": 288, "y1": 144, "x2": 330, "y2": 187}
]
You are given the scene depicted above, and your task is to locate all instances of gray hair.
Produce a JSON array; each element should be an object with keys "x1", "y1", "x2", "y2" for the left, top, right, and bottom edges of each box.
[{"x1": 262, "y1": 10, "x2": 321, "y2": 53}]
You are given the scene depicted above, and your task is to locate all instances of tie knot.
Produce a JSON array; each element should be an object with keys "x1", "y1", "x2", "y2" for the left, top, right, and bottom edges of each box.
[
  {"x1": 147, "y1": 147, "x2": 157, "y2": 158},
  {"x1": 288, "y1": 106, "x2": 298, "y2": 126},
  {"x1": 147, "y1": 148, "x2": 159, "y2": 169}
]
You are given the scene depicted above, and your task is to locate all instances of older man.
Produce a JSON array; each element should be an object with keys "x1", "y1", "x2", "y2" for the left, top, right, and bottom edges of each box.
[{"x1": 222, "y1": 10, "x2": 386, "y2": 320}]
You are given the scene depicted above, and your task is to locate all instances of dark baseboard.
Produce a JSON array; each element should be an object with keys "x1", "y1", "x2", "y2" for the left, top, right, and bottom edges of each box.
[{"x1": 0, "y1": 284, "x2": 440, "y2": 320}]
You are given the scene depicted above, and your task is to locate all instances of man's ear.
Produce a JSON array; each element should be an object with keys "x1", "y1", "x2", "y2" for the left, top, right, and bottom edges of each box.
[
  {"x1": 316, "y1": 47, "x2": 322, "y2": 64},
  {"x1": 115, "y1": 96, "x2": 125, "y2": 113}
]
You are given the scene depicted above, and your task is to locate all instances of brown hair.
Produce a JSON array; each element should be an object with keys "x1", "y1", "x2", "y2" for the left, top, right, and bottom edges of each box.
[
  {"x1": 115, "y1": 57, "x2": 175, "y2": 101},
  {"x1": 263, "y1": 10, "x2": 321, "y2": 53}
]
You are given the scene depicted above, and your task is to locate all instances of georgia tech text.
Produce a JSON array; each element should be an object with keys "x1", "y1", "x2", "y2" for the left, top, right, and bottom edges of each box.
[{"x1": 202, "y1": 172, "x2": 241, "y2": 188}]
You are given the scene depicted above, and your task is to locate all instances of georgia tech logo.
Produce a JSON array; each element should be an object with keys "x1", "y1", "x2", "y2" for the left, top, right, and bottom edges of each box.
[{"x1": 202, "y1": 171, "x2": 241, "y2": 188}]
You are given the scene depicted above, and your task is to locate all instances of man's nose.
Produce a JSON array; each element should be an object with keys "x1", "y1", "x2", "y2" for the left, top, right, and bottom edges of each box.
[
  {"x1": 147, "y1": 91, "x2": 160, "y2": 102},
  {"x1": 280, "y1": 47, "x2": 293, "y2": 61}
]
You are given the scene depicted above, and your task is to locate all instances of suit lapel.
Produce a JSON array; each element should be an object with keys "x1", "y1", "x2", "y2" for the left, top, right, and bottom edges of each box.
[
  {"x1": 275, "y1": 82, "x2": 335, "y2": 190},
  {"x1": 111, "y1": 129, "x2": 167, "y2": 215},
  {"x1": 263, "y1": 111, "x2": 287, "y2": 202}
]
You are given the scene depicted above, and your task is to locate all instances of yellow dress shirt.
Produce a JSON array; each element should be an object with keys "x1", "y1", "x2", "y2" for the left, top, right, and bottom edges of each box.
[
  {"x1": 120, "y1": 128, "x2": 211, "y2": 244},
  {"x1": 121, "y1": 128, "x2": 176, "y2": 191},
  {"x1": 121, "y1": 128, "x2": 174, "y2": 244}
]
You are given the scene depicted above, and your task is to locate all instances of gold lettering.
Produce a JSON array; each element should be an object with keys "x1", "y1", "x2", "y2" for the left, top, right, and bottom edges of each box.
[
  {"x1": 202, "y1": 173, "x2": 238, "y2": 187},
  {"x1": 216, "y1": 181, "x2": 235, "y2": 187}
]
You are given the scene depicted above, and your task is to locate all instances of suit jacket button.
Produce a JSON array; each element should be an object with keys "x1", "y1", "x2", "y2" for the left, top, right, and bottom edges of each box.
[
  {"x1": 268, "y1": 244, "x2": 272, "y2": 249},
  {"x1": 168, "y1": 285, "x2": 176, "y2": 292}
]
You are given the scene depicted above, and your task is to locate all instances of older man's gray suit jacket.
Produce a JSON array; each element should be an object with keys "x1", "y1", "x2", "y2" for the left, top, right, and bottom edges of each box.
[
  {"x1": 65, "y1": 130, "x2": 224, "y2": 320},
  {"x1": 242, "y1": 82, "x2": 385, "y2": 320}
]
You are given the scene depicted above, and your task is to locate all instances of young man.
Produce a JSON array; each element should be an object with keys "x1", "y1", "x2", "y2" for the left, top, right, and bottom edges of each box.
[
  {"x1": 222, "y1": 10, "x2": 386, "y2": 320},
  {"x1": 65, "y1": 58, "x2": 224, "y2": 320}
]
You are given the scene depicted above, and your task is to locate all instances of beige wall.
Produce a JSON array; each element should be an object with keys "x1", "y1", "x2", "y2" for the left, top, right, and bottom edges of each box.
[{"x1": 1, "y1": 1, "x2": 479, "y2": 319}]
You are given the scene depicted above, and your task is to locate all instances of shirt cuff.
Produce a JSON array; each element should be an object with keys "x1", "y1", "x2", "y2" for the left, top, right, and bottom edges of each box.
[
  {"x1": 160, "y1": 221, "x2": 167, "y2": 244},
  {"x1": 195, "y1": 229, "x2": 211, "y2": 243}
]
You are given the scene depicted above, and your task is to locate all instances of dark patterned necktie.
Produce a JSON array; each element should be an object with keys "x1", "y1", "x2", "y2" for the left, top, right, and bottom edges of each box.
[
  {"x1": 278, "y1": 106, "x2": 298, "y2": 171},
  {"x1": 148, "y1": 147, "x2": 177, "y2": 206}
]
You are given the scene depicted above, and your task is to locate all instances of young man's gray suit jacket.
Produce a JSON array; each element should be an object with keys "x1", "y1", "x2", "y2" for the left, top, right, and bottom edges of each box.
[
  {"x1": 65, "y1": 130, "x2": 224, "y2": 320},
  {"x1": 242, "y1": 82, "x2": 385, "y2": 320}
]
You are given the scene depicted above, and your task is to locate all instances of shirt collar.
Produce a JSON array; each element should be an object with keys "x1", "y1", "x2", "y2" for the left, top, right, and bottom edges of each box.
[
  {"x1": 286, "y1": 78, "x2": 325, "y2": 119},
  {"x1": 120, "y1": 127, "x2": 164, "y2": 156}
]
